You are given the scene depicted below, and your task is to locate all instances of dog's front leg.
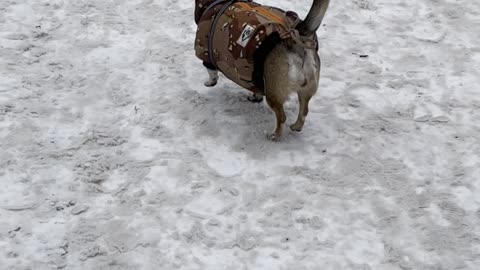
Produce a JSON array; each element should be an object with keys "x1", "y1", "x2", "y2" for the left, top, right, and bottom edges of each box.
[
  {"x1": 204, "y1": 68, "x2": 219, "y2": 87},
  {"x1": 202, "y1": 62, "x2": 219, "y2": 87}
]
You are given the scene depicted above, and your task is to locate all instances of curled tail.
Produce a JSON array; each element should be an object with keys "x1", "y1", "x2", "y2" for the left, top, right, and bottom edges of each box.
[{"x1": 296, "y1": 0, "x2": 330, "y2": 36}]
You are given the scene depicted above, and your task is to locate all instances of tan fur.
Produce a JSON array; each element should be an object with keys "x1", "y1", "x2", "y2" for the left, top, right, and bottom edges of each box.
[
  {"x1": 263, "y1": 41, "x2": 320, "y2": 140},
  {"x1": 261, "y1": 0, "x2": 328, "y2": 140}
]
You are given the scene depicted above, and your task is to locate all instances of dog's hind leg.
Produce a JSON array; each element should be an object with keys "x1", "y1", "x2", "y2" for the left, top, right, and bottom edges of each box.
[
  {"x1": 290, "y1": 51, "x2": 320, "y2": 132},
  {"x1": 247, "y1": 93, "x2": 264, "y2": 103},
  {"x1": 290, "y1": 85, "x2": 317, "y2": 132},
  {"x1": 203, "y1": 62, "x2": 219, "y2": 87},
  {"x1": 263, "y1": 46, "x2": 290, "y2": 141},
  {"x1": 265, "y1": 95, "x2": 287, "y2": 141},
  {"x1": 264, "y1": 78, "x2": 288, "y2": 141}
]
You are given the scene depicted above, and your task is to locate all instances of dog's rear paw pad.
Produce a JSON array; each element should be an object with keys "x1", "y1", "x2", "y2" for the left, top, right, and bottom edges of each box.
[
  {"x1": 289, "y1": 124, "x2": 303, "y2": 132},
  {"x1": 266, "y1": 133, "x2": 280, "y2": 141}
]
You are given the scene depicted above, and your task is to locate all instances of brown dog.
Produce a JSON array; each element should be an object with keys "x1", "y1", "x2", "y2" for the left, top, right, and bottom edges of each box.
[{"x1": 194, "y1": 0, "x2": 330, "y2": 140}]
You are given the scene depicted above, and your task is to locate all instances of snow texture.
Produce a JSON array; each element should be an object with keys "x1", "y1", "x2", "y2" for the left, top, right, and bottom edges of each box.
[{"x1": 1, "y1": 0, "x2": 480, "y2": 269}]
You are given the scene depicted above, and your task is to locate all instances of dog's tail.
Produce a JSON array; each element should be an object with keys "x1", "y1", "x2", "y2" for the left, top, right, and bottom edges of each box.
[{"x1": 296, "y1": 0, "x2": 330, "y2": 36}]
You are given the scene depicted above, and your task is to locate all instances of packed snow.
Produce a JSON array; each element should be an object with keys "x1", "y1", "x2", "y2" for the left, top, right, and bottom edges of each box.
[{"x1": 1, "y1": 0, "x2": 479, "y2": 269}]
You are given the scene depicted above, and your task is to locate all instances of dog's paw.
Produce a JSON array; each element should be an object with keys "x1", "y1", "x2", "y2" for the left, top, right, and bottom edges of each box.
[
  {"x1": 289, "y1": 124, "x2": 303, "y2": 132},
  {"x1": 204, "y1": 80, "x2": 218, "y2": 87},
  {"x1": 266, "y1": 133, "x2": 281, "y2": 142},
  {"x1": 247, "y1": 95, "x2": 263, "y2": 103}
]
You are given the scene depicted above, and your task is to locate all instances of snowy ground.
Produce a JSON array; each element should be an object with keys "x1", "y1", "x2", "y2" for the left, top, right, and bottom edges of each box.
[{"x1": 1, "y1": 0, "x2": 480, "y2": 269}]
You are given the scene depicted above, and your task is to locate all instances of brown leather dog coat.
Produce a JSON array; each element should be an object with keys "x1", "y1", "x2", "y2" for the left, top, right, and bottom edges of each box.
[{"x1": 195, "y1": 0, "x2": 317, "y2": 94}]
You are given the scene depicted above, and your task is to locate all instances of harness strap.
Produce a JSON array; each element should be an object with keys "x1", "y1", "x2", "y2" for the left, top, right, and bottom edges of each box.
[
  {"x1": 207, "y1": 0, "x2": 250, "y2": 67},
  {"x1": 205, "y1": 0, "x2": 316, "y2": 68},
  {"x1": 207, "y1": 1, "x2": 235, "y2": 67},
  {"x1": 203, "y1": 0, "x2": 228, "y2": 15}
]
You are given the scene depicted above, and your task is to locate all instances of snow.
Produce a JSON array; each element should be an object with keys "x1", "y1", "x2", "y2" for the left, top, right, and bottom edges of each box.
[{"x1": 1, "y1": 0, "x2": 480, "y2": 269}]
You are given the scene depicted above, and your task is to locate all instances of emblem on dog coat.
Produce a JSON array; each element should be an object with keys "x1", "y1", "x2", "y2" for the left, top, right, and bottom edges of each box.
[{"x1": 194, "y1": 0, "x2": 318, "y2": 94}]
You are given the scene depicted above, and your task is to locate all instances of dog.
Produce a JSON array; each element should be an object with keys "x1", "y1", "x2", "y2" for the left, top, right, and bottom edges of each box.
[{"x1": 194, "y1": 0, "x2": 330, "y2": 140}]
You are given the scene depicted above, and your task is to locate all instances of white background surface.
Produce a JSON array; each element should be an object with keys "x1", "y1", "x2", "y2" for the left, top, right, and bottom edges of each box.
[{"x1": 1, "y1": 0, "x2": 479, "y2": 269}]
